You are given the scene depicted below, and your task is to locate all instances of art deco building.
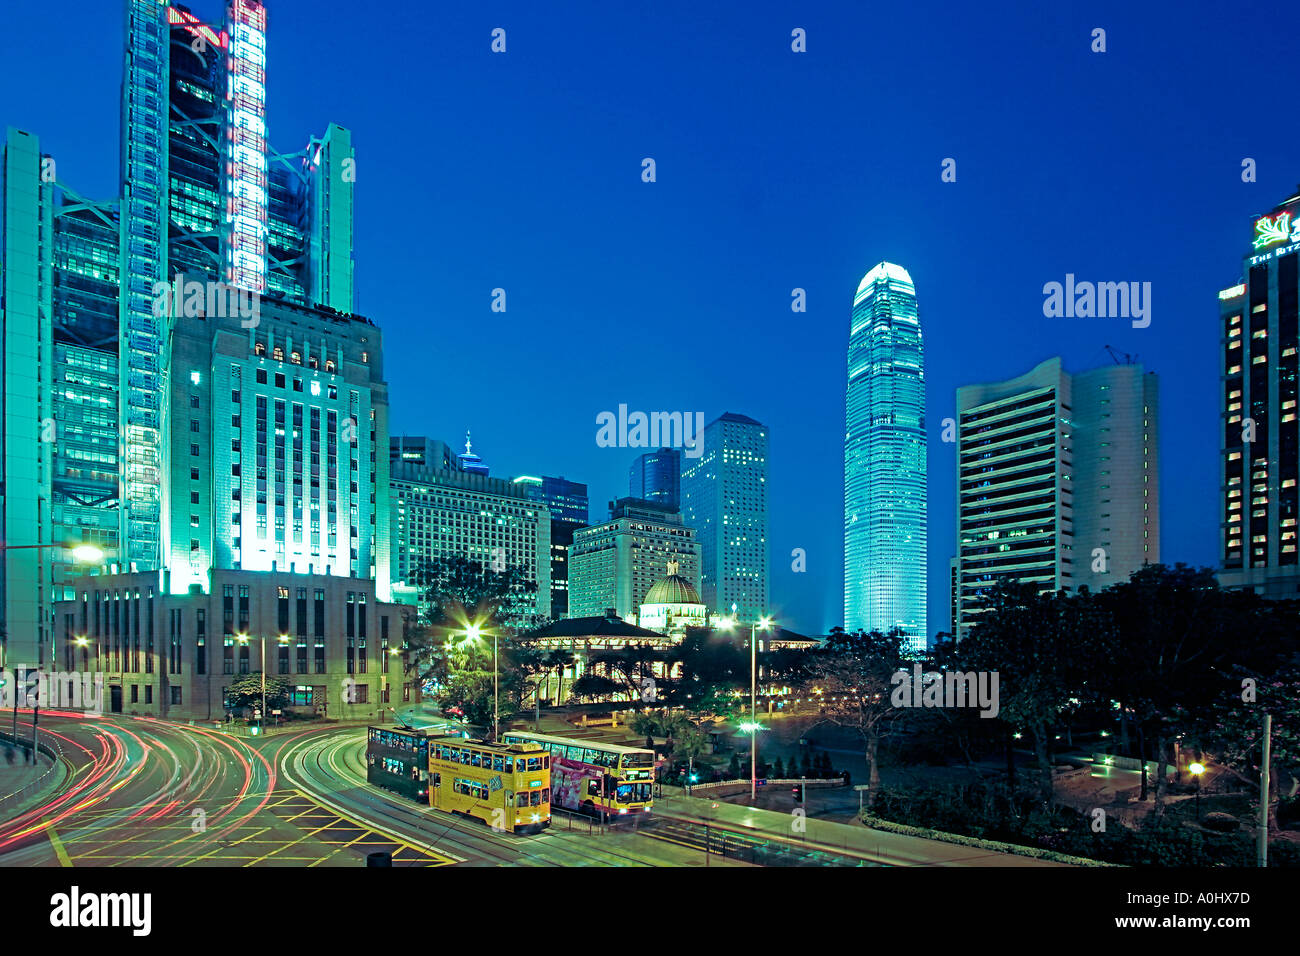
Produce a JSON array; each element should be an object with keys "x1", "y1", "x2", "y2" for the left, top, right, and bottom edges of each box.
[{"x1": 1, "y1": 0, "x2": 356, "y2": 663}]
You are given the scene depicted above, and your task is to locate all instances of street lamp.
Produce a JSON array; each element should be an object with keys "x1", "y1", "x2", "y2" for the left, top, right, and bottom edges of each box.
[
  {"x1": 3, "y1": 540, "x2": 106, "y2": 759},
  {"x1": 466, "y1": 623, "x2": 498, "y2": 740},
  {"x1": 236, "y1": 634, "x2": 289, "y2": 734},
  {"x1": 1190, "y1": 761, "x2": 1206, "y2": 821},
  {"x1": 719, "y1": 610, "x2": 774, "y2": 802}
]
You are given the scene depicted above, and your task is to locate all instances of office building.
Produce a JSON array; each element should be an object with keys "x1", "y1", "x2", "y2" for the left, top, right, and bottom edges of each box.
[
  {"x1": 844, "y1": 262, "x2": 927, "y2": 650},
  {"x1": 679, "y1": 414, "x2": 769, "y2": 622},
  {"x1": 52, "y1": 567, "x2": 411, "y2": 722},
  {"x1": 1218, "y1": 189, "x2": 1300, "y2": 598},
  {"x1": 568, "y1": 498, "x2": 701, "y2": 621},
  {"x1": 512, "y1": 475, "x2": 589, "y2": 621},
  {"x1": 629, "y1": 448, "x2": 681, "y2": 511},
  {"x1": 954, "y1": 357, "x2": 1159, "y2": 638},
  {"x1": 389, "y1": 441, "x2": 551, "y2": 624},
  {"x1": 1, "y1": 0, "x2": 356, "y2": 664}
]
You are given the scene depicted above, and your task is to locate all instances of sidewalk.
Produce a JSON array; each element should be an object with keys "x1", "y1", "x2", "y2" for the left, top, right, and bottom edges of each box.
[
  {"x1": 653, "y1": 791, "x2": 1074, "y2": 867},
  {"x1": 0, "y1": 746, "x2": 68, "y2": 822}
]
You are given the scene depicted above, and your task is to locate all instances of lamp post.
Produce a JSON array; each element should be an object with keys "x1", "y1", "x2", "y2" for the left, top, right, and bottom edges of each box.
[
  {"x1": 236, "y1": 634, "x2": 288, "y2": 734},
  {"x1": 467, "y1": 623, "x2": 497, "y2": 740},
  {"x1": 720, "y1": 611, "x2": 773, "y2": 803},
  {"x1": 1, "y1": 542, "x2": 105, "y2": 759},
  {"x1": 1189, "y1": 761, "x2": 1205, "y2": 821}
]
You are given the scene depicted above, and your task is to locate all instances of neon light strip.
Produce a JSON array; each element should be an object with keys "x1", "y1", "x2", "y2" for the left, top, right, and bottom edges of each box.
[
  {"x1": 166, "y1": 7, "x2": 226, "y2": 50},
  {"x1": 225, "y1": 0, "x2": 268, "y2": 293}
]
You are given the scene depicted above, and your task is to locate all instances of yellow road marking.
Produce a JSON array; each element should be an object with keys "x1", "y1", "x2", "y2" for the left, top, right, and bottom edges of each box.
[{"x1": 46, "y1": 820, "x2": 73, "y2": 867}]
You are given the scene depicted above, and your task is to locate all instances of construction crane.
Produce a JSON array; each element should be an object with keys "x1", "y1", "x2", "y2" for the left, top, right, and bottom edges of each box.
[{"x1": 1104, "y1": 344, "x2": 1137, "y2": 366}]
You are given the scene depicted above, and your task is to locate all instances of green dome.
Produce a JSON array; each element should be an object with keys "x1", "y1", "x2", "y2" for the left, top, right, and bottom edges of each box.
[{"x1": 644, "y1": 573, "x2": 701, "y2": 606}]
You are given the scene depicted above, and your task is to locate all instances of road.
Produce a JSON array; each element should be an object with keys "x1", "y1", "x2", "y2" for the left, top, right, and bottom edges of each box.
[{"x1": 0, "y1": 712, "x2": 741, "y2": 867}]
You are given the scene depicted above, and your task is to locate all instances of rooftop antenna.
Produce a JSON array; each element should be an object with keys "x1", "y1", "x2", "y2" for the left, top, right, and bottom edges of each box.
[{"x1": 1103, "y1": 344, "x2": 1137, "y2": 366}]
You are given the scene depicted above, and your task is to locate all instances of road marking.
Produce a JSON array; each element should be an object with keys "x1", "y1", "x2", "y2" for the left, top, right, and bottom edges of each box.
[{"x1": 46, "y1": 820, "x2": 73, "y2": 867}]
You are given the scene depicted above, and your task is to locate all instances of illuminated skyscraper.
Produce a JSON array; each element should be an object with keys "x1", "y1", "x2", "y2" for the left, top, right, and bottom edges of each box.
[
  {"x1": 1, "y1": 0, "x2": 358, "y2": 661},
  {"x1": 1218, "y1": 189, "x2": 1300, "y2": 597},
  {"x1": 844, "y1": 262, "x2": 927, "y2": 651}
]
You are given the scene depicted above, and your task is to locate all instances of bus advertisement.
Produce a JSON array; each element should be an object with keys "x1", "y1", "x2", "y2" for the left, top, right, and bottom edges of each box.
[{"x1": 500, "y1": 731, "x2": 655, "y2": 817}]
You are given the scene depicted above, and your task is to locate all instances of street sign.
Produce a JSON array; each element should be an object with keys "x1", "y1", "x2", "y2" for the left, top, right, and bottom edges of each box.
[{"x1": 853, "y1": 784, "x2": 872, "y2": 791}]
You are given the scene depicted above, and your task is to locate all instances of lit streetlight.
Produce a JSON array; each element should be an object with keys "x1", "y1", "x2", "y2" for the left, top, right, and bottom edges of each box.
[
  {"x1": 466, "y1": 623, "x2": 498, "y2": 741},
  {"x1": 719, "y1": 610, "x2": 774, "y2": 802},
  {"x1": 1190, "y1": 761, "x2": 1206, "y2": 821},
  {"x1": 236, "y1": 634, "x2": 289, "y2": 734}
]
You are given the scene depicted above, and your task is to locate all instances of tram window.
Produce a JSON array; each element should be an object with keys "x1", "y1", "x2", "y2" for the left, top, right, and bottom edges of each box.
[
  {"x1": 543, "y1": 756, "x2": 549, "y2": 769},
  {"x1": 517, "y1": 793, "x2": 528, "y2": 808},
  {"x1": 471, "y1": 752, "x2": 482, "y2": 768},
  {"x1": 541, "y1": 788, "x2": 550, "y2": 803},
  {"x1": 505, "y1": 758, "x2": 513, "y2": 773},
  {"x1": 461, "y1": 750, "x2": 471, "y2": 765},
  {"x1": 527, "y1": 757, "x2": 540, "y2": 772},
  {"x1": 493, "y1": 755, "x2": 504, "y2": 772}
]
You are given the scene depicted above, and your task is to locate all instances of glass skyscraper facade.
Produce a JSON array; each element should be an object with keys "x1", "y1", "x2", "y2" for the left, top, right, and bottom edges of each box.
[
  {"x1": 629, "y1": 447, "x2": 681, "y2": 511},
  {"x1": 679, "y1": 413, "x2": 769, "y2": 623},
  {"x1": 2, "y1": 0, "x2": 358, "y2": 662},
  {"x1": 844, "y1": 262, "x2": 926, "y2": 650}
]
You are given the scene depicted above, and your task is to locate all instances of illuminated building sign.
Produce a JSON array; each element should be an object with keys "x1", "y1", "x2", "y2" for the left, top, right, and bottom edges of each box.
[
  {"x1": 167, "y1": 7, "x2": 227, "y2": 50},
  {"x1": 1218, "y1": 283, "x2": 1245, "y2": 300},
  {"x1": 225, "y1": 0, "x2": 268, "y2": 293},
  {"x1": 1253, "y1": 211, "x2": 1300, "y2": 250}
]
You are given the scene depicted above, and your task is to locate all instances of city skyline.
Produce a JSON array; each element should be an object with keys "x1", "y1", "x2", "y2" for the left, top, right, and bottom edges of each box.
[{"x1": 2, "y1": 1, "x2": 1298, "y2": 638}]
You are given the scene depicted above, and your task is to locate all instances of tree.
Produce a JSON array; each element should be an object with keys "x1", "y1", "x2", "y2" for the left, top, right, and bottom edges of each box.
[
  {"x1": 226, "y1": 672, "x2": 290, "y2": 714},
  {"x1": 773, "y1": 756, "x2": 785, "y2": 778},
  {"x1": 807, "y1": 627, "x2": 907, "y2": 807},
  {"x1": 569, "y1": 673, "x2": 620, "y2": 703},
  {"x1": 671, "y1": 719, "x2": 710, "y2": 786},
  {"x1": 405, "y1": 555, "x2": 540, "y2": 685},
  {"x1": 540, "y1": 648, "x2": 575, "y2": 706},
  {"x1": 958, "y1": 582, "x2": 1105, "y2": 805}
]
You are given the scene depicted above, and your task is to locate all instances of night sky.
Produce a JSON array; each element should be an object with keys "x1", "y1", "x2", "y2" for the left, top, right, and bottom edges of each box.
[{"x1": 4, "y1": 0, "x2": 1299, "y2": 637}]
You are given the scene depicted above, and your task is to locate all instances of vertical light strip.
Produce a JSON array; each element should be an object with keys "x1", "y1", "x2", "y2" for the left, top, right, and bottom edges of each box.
[{"x1": 225, "y1": 0, "x2": 268, "y2": 293}]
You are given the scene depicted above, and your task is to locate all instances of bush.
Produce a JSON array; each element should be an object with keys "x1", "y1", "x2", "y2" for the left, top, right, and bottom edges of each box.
[{"x1": 1202, "y1": 812, "x2": 1241, "y2": 832}]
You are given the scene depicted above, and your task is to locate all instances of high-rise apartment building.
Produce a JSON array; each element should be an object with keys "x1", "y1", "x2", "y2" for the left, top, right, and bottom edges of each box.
[
  {"x1": 513, "y1": 475, "x2": 588, "y2": 621},
  {"x1": 1, "y1": 0, "x2": 357, "y2": 662},
  {"x1": 844, "y1": 262, "x2": 927, "y2": 649},
  {"x1": 953, "y1": 357, "x2": 1159, "y2": 638},
  {"x1": 1218, "y1": 189, "x2": 1300, "y2": 598},
  {"x1": 568, "y1": 498, "x2": 701, "y2": 621},
  {"x1": 629, "y1": 448, "x2": 681, "y2": 511}
]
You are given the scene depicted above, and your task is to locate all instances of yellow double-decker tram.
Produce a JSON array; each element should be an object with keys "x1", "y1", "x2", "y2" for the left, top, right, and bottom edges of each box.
[{"x1": 427, "y1": 735, "x2": 552, "y2": 835}]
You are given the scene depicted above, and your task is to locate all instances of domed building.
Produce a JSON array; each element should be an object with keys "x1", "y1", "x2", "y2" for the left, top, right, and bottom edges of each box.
[{"x1": 638, "y1": 560, "x2": 708, "y2": 639}]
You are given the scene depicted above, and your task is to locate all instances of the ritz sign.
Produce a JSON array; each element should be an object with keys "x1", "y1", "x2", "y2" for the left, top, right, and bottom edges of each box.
[{"x1": 1250, "y1": 210, "x2": 1300, "y2": 266}]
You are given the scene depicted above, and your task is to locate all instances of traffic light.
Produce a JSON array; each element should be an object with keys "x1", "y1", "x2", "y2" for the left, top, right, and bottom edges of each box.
[{"x1": 792, "y1": 783, "x2": 804, "y2": 803}]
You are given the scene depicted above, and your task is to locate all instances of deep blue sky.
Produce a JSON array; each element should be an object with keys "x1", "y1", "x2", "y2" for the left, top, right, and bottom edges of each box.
[{"x1": 4, "y1": 1, "x2": 1299, "y2": 637}]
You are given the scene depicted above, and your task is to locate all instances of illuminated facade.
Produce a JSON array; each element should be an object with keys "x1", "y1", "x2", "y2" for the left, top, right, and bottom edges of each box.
[
  {"x1": 568, "y1": 499, "x2": 701, "y2": 621},
  {"x1": 1, "y1": 0, "x2": 358, "y2": 662},
  {"x1": 844, "y1": 263, "x2": 926, "y2": 650},
  {"x1": 388, "y1": 445, "x2": 552, "y2": 623},
  {"x1": 1219, "y1": 189, "x2": 1300, "y2": 598},
  {"x1": 629, "y1": 447, "x2": 681, "y2": 511},
  {"x1": 679, "y1": 414, "x2": 769, "y2": 622},
  {"x1": 953, "y1": 357, "x2": 1159, "y2": 638},
  {"x1": 513, "y1": 475, "x2": 589, "y2": 620}
]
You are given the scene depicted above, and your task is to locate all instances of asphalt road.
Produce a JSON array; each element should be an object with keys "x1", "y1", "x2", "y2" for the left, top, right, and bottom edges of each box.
[{"x1": 0, "y1": 713, "x2": 741, "y2": 867}]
